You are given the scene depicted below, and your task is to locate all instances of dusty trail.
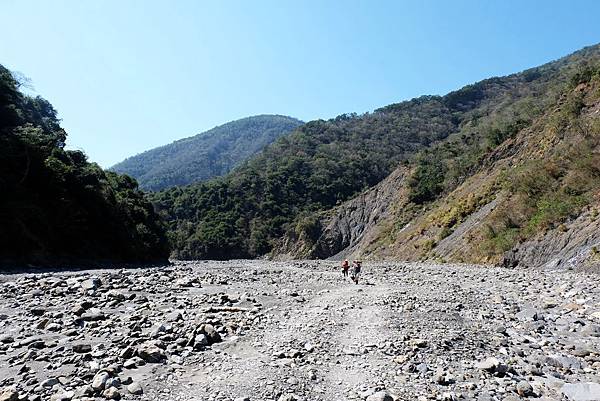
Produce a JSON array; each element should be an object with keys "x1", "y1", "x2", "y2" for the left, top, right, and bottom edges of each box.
[{"x1": 176, "y1": 265, "x2": 400, "y2": 401}]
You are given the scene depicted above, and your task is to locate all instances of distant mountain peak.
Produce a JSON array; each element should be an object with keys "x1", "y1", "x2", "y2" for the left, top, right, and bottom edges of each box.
[{"x1": 111, "y1": 114, "x2": 303, "y2": 191}]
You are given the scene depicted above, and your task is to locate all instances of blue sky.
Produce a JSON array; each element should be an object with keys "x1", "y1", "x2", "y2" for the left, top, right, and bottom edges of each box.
[{"x1": 2, "y1": 0, "x2": 600, "y2": 167}]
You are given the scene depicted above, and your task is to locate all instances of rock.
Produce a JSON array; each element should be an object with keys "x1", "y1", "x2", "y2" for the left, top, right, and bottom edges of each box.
[
  {"x1": 411, "y1": 362, "x2": 427, "y2": 375},
  {"x1": 105, "y1": 377, "x2": 121, "y2": 389},
  {"x1": 194, "y1": 334, "x2": 209, "y2": 348},
  {"x1": 72, "y1": 343, "x2": 92, "y2": 353},
  {"x1": 92, "y1": 371, "x2": 110, "y2": 391},
  {"x1": 442, "y1": 392, "x2": 458, "y2": 401},
  {"x1": 81, "y1": 277, "x2": 101, "y2": 290},
  {"x1": 516, "y1": 380, "x2": 534, "y2": 397},
  {"x1": 366, "y1": 391, "x2": 394, "y2": 401},
  {"x1": 434, "y1": 368, "x2": 452, "y2": 385},
  {"x1": 119, "y1": 346, "x2": 135, "y2": 360},
  {"x1": 198, "y1": 324, "x2": 222, "y2": 344},
  {"x1": 123, "y1": 358, "x2": 137, "y2": 369},
  {"x1": 107, "y1": 290, "x2": 126, "y2": 301},
  {"x1": 515, "y1": 308, "x2": 542, "y2": 322},
  {"x1": 543, "y1": 299, "x2": 558, "y2": 309},
  {"x1": 410, "y1": 338, "x2": 428, "y2": 348},
  {"x1": 30, "y1": 307, "x2": 46, "y2": 316},
  {"x1": 572, "y1": 347, "x2": 592, "y2": 357},
  {"x1": 137, "y1": 342, "x2": 166, "y2": 363},
  {"x1": 545, "y1": 355, "x2": 582, "y2": 370},
  {"x1": 165, "y1": 311, "x2": 182, "y2": 322},
  {"x1": 0, "y1": 335, "x2": 14, "y2": 344},
  {"x1": 561, "y1": 382, "x2": 600, "y2": 401},
  {"x1": 0, "y1": 390, "x2": 19, "y2": 401},
  {"x1": 42, "y1": 377, "x2": 60, "y2": 387},
  {"x1": 477, "y1": 357, "x2": 500, "y2": 372},
  {"x1": 74, "y1": 385, "x2": 94, "y2": 398},
  {"x1": 150, "y1": 323, "x2": 169, "y2": 338},
  {"x1": 79, "y1": 310, "x2": 106, "y2": 321},
  {"x1": 126, "y1": 382, "x2": 143, "y2": 395},
  {"x1": 50, "y1": 391, "x2": 74, "y2": 401},
  {"x1": 103, "y1": 387, "x2": 121, "y2": 400}
]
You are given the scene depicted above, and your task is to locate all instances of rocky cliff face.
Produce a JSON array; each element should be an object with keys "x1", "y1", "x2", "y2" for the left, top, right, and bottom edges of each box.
[
  {"x1": 274, "y1": 168, "x2": 408, "y2": 260},
  {"x1": 502, "y1": 205, "x2": 600, "y2": 271}
]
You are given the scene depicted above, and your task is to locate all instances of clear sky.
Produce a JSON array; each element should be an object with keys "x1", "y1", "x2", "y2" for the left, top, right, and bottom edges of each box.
[{"x1": 2, "y1": 0, "x2": 600, "y2": 167}]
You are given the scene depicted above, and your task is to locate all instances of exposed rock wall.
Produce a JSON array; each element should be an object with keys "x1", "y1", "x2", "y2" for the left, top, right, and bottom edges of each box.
[
  {"x1": 502, "y1": 205, "x2": 600, "y2": 270},
  {"x1": 274, "y1": 168, "x2": 407, "y2": 260}
]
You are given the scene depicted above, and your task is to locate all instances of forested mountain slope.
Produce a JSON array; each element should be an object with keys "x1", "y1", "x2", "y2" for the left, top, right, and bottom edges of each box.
[
  {"x1": 274, "y1": 45, "x2": 600, "y2": 270},
  {"x1": 153, "y1": 44, "x2": 600, "y2": 261},
  {"x1": 0, "y1": 65, "x2": 169, "y2": 266},
  {"x1": 111, "y1": 115, "x2": 302, "y2": 191}
]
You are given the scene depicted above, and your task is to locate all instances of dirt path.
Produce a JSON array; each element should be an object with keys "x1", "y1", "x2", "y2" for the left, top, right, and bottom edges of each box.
[{"x1": 175, "y1": 265, "x2": 400, "y2": 401}]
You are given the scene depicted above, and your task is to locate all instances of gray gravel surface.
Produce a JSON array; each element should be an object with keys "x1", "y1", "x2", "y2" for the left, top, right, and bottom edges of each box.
[{"x1": 1, "y1": 261, "x2": 600, "y2": 401}]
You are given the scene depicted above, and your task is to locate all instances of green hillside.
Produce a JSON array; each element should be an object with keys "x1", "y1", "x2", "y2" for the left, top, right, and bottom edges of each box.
[
  {"x1": 153, "y1": 44, "x2": 600, "y2": 261},
  {"x1": 111, "y1": 115, "x2": 303, "y2": 191},
  {"x1": 0, "y1": 65, "x2": 169, "y2": 266}
]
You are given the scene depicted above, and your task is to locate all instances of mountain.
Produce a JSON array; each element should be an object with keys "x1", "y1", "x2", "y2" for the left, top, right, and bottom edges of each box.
[
  {"x1": 0, "y1": 65, "x2": 169, "y2": 266},
  {"x1": 276, "y1": 45, "x2": 600, "y2": 270},
  {"x1": 154, "y1": 43, "x2": 600, "y2": 265},
  {"x1": 111, "y1": 115, "x2": 303, "y2": 191}
]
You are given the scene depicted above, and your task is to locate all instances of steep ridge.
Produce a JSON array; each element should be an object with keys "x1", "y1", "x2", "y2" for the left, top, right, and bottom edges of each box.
[
  {"x1": 112, "y1": 115, "x2": 303, "y2": 191},
  {"x1": 154, "y1": 45, "x2": 600, "y2": 260},
  {"x1": 274, "y1": 168, "x2": 408, "y2": 259},
  {"x1": 290, "y1": 50, "x2": 600, "y2": 269}
]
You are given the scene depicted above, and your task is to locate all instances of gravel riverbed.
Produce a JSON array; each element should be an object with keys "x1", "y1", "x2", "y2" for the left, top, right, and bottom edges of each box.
[{"x1": 1, "y1": 261, "x2": 600, "y2": 401}]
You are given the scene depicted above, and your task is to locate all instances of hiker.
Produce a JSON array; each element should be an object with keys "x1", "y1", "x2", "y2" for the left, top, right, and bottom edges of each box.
[
  {"x1": 352, "y1": 260, "x2": 362, "y2": 284},
  {"x1": 341, "y1": 259, "x2": 349, "y2": 278}
]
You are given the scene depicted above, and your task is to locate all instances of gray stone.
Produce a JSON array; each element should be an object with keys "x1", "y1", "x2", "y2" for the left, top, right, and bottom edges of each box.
[
  {"x1": 0, "y1": 390, "x2": 19, "y2": 401},
  {"x1": 477, "y1": 357, "x2": 500, "y2": 371},
  {"x1": 137, "y1": 342, "x2": 166, "y2": 363},
  {"x1": 72, "y1": 343, "x2": 92, "y2": 353},
  {"x1": 92, "y1": 371, "x2": 110, "y2": 391},
  {"x1": 81, "y1": 277, "x2": 101, "y2": 290},
  {"x1": 561, "y1": 382, "x2": 600, "y2": 401},
  {"x1": 0, "y1": 335, "x2": 14, "y2": 344},
  {"x1": 103, "y1": 387, "x2": 121, "y2": 400},
  {"x1": 198, "y1": 324, "x2": 222, "y2": 344},
  {"x1": 516, "y1": 380, "x2": 534, "y2": 397},
  {"x1": 50, "y1": 391, "x2": 74, "y2": 401},
  {"x1": 127, "y1": 382, "x2": 143, "y2": 395},
  {"x1": 515, "y1": 308, "x2": 543, "y2": 322},
  {"x1": 366, "y1": 391, "x2": 394, "y2": 401},
  {"x1": 41, "y1": 377, "x2": 60, "y2": 387}
]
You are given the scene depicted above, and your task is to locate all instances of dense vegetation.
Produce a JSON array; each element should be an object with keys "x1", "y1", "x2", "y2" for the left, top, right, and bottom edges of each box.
[
  {"x1": 153, "y1": 47, "x2": 588, "y2": 260},
  {"x1": 0, "y1": 65, "x2": 169, "y2": 265},
  {"x1": 359, "y1": 50, "x2": 600, "y2": 265},
  {"x1": 153, "y1": 96, "x2": 467, "y2": 259},
  {"x1": 111, "y1": 115, "x2": 303, "y2": 191},
  {"x1": 481, "y1": 65, "x2": 600, "y2": 257},
  {"x1": 153, "y1": 44, "x2": 600, "y2": 261}
]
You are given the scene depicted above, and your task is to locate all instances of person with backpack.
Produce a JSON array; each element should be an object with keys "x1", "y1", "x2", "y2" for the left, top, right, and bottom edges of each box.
[
  {"x1": 351, "y1": 260, "x2": 362, "y2": 284},
  {"x1": 341, "y1": 259, "x2": 350, "y2": 278}
]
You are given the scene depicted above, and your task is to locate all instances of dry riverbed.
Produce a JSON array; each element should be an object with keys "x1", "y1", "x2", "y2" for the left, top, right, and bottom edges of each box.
[{"x1": 1, "y1": 261, "x2": 600, "y2": 401}]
